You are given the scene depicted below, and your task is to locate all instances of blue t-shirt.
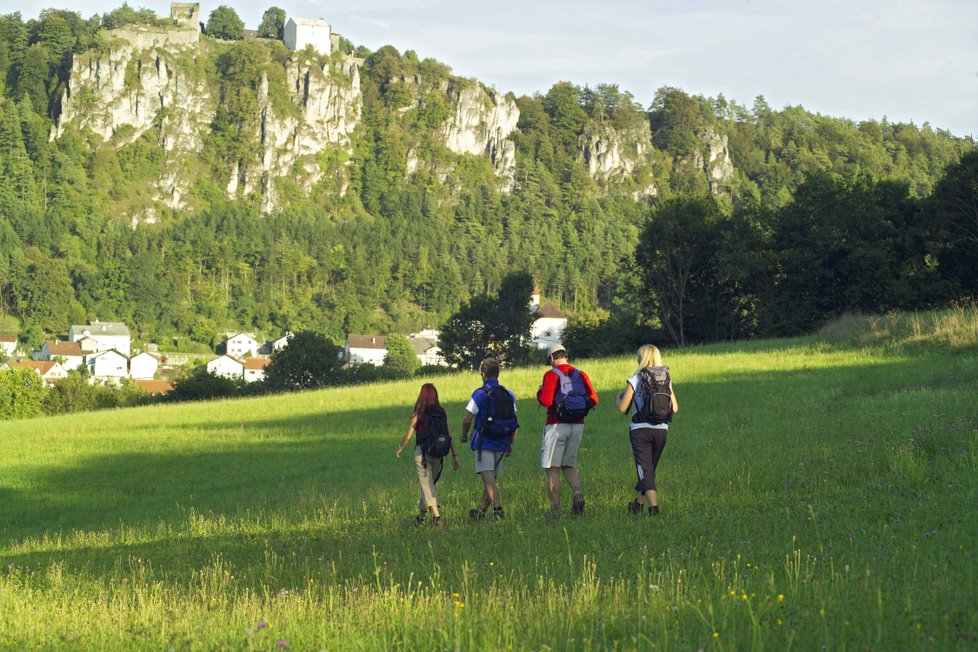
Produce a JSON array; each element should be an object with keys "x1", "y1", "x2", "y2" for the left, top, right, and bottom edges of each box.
[{"x1": 465, "y1": 378, "x2": 517, "y2": 452}]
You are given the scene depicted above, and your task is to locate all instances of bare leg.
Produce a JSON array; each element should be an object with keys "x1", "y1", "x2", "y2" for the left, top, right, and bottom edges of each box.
[
  {"x1": 545, "y1": 467, "x2": 562, "y2": 511},
  {"x1": 480, "y1": 471, "x2": 501, "y2": 508},
  {"x1": 561, "y1": 466, "x2": 582, "y2": 495}
]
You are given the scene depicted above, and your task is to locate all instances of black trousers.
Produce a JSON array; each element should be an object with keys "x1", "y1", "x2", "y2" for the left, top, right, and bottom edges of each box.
[{"x1": 629, "y1": 427, "x2": 668, "y2": 492}]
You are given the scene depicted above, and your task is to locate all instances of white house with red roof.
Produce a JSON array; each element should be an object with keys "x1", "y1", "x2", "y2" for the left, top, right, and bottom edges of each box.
[
  {"x1": 0, "y1": 334, "x2": 17, "y2": 357},
  {"x1": 243, "y1": 357, "x2": 272, "y2": 383},
  {"x1": 207, "y1": 354, "x2": 245, "y2": 379},
  {"x1": 2, "y1": 360, "x2": 68, "y2": 385},
  {"x1": 37, "y1": 340, "x2": 86, "y2": 371},
  {"x1": 344, "y1": 335, "x2": 387, "y2": 365}
]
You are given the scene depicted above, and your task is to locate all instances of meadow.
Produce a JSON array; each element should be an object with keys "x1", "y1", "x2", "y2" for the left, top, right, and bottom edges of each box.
[{"x1": 0, "y1": 327, "x2": 976, "y2": 650}]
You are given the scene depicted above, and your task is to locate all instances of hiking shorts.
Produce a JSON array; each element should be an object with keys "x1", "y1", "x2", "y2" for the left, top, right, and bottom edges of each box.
[
  {"x1": 540, "y1": 422, "x2": 584, "y2": 468},
  {"x1": 473, "y1": 449, "x2": 506, "y2": 475}
]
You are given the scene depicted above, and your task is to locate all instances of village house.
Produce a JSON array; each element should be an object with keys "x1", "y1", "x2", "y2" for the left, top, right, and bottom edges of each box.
[
  {"x1": 86, "y1": 349, "x2": 129, "y2": 382},
  {"x1": 283, "y1": 17, "x2": 331, "y2": 54},
  {"x1": 2, "y1": 360, "x2": 68, "y2": 386},
  {"x1": 0, "y1": 334, "x2": 17, "y2": 357},
  {"x1": 36, "y1": 340, "x2": 86, "y2": 371},
  {"x1": 344, "y1": 335, "x2": 387, "y2": 365},
  {"x1": 219, "y1": 332, "x2": 260, "y2": 358},
  {"x1": 270, "y1": 332, "x2": 292, "y2": 353},
  {"x1": 69, "y1": 321, "x2": 132, "y2": 357},
  {"x1": 207, "y1": 354, "x2": 245, "y2": 379},
  {"x1": 243, "y1": 357, "x2": 272, "y2": 383},
  {"x1": 408, "y1": 330, "x2": 446, "y2": 366},
  {"x1": 129, "y1": 351, "x2": 161, "y2": 380},
  {"x1": 531, "y1": 300, "x2": 568, "y2": 350}
]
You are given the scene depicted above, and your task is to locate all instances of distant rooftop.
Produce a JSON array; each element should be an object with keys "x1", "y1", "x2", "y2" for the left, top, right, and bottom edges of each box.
[
  {"x1": 289, "y1": 17, "x2": 329, "y2": 27},
  {"x1": 71, "y1": 321, "x2": 131, "y2": 337},
  {"x1": 348, "y1": 335, "x2": 386, "y2": 350},
  {"x1": 536, "y1": 300, "x2": 567, "y2": 319}
]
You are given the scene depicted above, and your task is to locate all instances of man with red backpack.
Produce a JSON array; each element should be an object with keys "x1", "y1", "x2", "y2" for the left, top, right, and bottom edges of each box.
[{"x1": 536, "y1": 343, "x2": 599, "y2": 517}]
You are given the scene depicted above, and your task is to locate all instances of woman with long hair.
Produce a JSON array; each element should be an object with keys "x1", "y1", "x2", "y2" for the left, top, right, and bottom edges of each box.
[
  {"x1": 615, "y1": 345, "x2": 679, "y2": 516},
  {"x1": 396, "y1": 383, "x2": 459, "y2": 527}
]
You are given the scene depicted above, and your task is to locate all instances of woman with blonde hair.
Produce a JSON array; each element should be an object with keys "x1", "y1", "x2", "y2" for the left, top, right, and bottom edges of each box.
[
  {"x1": 615, "y1": 344, "x2": 679, "y2": 516},
  {"x1": 396, "y1": 383, "x2": 459, "y2": 527}
]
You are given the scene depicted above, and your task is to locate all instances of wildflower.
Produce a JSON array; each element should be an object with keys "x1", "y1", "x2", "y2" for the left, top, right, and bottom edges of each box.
[
  {"x1": 451, "y1": 593, "x2": 460, "y2": 598},
  {"x1": 778, "y1": 594, "x2": 784, "y2": 601},
  {"x1": 713, "y1": 632, "x2": 719, "y2": 638},
  {"x1": 741, "y1": 594, "x2": 748, "y2": 601},
  {"x1": 777, "y1": 619, "x2": 782, "y2": 625},
  {"x1": 258, "y1": 621, "x2": 269, "y2": 629},
  {"x1": 277, "y1": 640, "x2": 287, "y2": 648}
]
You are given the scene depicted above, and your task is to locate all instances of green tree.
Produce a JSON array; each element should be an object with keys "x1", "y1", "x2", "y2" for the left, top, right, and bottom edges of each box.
[
  {"x1": 205, "y1": 5, "x2": 244, "y2": 41},
  {"x1": 383, "y1": 333, "x2": 418, "y2": 377},
  {"x1": 0, "y1": 366, "x2": 46, "y2": 420},
  {"x1": 257, "y1": 6, "x2": 286, "y2": 39},
  {"x1": 264, "y1": 331, "x2": 344, "y2": 390},
  {"x1": 439, "y1": 271, "x2": 534, "y2": 369}
]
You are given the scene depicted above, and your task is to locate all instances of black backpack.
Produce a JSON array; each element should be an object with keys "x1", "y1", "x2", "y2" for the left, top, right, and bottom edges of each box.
[
  {"x1": 552, "y1": 367, "x2": 592, "y2": 422},
  {"x1": 418, "y1": 405, "x2": 451, "y2": 463},
  {"x1": 480, "y1": 384, "x2": 519, "y2": 441},
  {"x1": 632, "y1": 366, "x2": 673, "y2": 425}
]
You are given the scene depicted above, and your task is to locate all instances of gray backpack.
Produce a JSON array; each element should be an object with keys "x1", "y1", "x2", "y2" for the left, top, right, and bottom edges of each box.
[{"x1": 632, "y1": 366, "x2": 673, "y2": 425}]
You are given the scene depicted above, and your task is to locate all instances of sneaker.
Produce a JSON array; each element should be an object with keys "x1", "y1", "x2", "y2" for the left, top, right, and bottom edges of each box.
[
  {"x1": 648, "y1": 505, "x2": 660, "y2": 516},
  {"x1": 492, "y1": 507, "x2": 505, "y2": 520},
  {"x1": 430, "y1": 516, "x2": 445, "y2": 529},
  {"x1": 413, "y1": 511, "x2": 426, "y2": 527},
  {"x1": 571, "y1": 493, "x2": 585, "y2": 516},
  {"x1": 627, "y1": 499, "x2": 642, "y2": 515},
  {"x1": 469, "y1": 507, "x2": 486, "y2": 521}
]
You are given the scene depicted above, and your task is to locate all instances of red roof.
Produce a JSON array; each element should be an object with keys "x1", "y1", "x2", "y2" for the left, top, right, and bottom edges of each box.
[
  {"x1": 0, "y1": 334, "x2": 16, "y2": 343},
  {"x1": 244, "y1": 357, "x2": 272, "y2": 370},
  {"x1": 44, "y1": 340, "x2": 84, "y2": 356},
  {"x1": 5, "y1": 360, "x2": 61, "y2": 376},
  {"x1": 134, "y1": 379, "x2": 174, "y2": 394}
]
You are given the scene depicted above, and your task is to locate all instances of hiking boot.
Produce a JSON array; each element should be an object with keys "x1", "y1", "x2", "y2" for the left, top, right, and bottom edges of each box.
[
  {"x1": 469, "y1": 507, "x2": 486, "y2": 521},
  {"x1": 413, "y1": 511, "x2": 426, "y2": 527},
  {"x1": 571, "y1": 493, "x2": 585, "y2": 516},
  {"x1": 430, "y1": 516, "x2": 445, "y2": 529},
  {"x1": 648, "y1": 505, "x2": 660, "y2": 517},
  {"x1": 547, "y1": 507, "x2": 562, "y2": 521},
  {"x1": 627, "y1": 499, "x2": 642, "y2": 515},
  {"x1": 492, "y1": 507, "x2": 505, "y2": 521}
]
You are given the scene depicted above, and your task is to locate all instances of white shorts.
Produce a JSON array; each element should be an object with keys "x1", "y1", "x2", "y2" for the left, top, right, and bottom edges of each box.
[
  {"x1": 540, "y1": 422, "x2": 584, "y2": 469},
  {"x1": 474, "y1": 449, "x2": 506, "y2": 475}
]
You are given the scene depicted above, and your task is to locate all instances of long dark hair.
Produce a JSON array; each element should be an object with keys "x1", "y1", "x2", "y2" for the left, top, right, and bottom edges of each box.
[{"x1": 413, "y1": 383, "x2": 444, "y2": 430}]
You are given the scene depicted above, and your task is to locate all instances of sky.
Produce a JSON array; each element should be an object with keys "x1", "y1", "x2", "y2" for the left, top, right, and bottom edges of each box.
[{"x1": 16, "y1": 0, "x2": 978, "y2": 137}]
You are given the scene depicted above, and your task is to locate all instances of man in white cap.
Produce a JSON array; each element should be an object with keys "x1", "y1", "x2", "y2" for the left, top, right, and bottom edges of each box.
[{"x1": 536, "y1": 343, "x2": 598, "y2": 517}]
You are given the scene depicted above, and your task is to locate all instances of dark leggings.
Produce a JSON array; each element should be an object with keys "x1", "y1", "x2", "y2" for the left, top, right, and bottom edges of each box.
[{"x1": 630, "y1": 427, "x2": 668, "y2": 492}]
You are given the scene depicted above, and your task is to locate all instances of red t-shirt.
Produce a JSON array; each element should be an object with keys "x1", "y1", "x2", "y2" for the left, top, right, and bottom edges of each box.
[{"x1": 536, "y1": 363, "x2": 599, "y2": 425}]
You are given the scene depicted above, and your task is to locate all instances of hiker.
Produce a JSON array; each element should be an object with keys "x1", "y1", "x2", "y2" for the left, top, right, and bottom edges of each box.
[
  {"x1": 460, "y1": 358, "x2": 519, "y2": 521},
  {"x1": 396, "y1": 383, "x2": 459, "y2": 527},
  {"x1": 536, "y1": 343, "x2": 598, "y2": 517},
  {"x1": 615, "y1": 344, "x2": 679, "y2": 516}
]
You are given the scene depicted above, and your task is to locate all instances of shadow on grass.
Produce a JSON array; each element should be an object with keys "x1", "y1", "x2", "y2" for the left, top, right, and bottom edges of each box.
[{"x1": 1, "y1": 352, "x2": 968, "y2": 561}]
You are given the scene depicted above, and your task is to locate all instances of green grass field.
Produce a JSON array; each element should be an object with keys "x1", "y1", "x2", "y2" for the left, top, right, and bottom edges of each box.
[{"x1": 1, "y1": 334, "x2": 976, "y2": 650}]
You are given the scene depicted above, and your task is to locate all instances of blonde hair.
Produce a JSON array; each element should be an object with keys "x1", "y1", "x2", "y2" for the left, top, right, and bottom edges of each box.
[{"x1": 636, "y1": 344, "x2": 663, "y2": 372}]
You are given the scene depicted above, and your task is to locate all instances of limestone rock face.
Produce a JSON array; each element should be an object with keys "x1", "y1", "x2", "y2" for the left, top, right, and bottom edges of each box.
[
  {"x1": 688, "y1": 128, "x2": 734, "y2": 193},
  {"x1": 53, "y1": 26, "x2": 362, "y2": 216},
  {"x1": 439, "y1": 83, "x2": 519, "y2": 191},
  {"x1": 581, "y1": 123, "x2": 657, "y2": 198},
  {"x1": 54, "y1": 26, "x2": 209, "y2": 215},
  {"x1": 247, "y1": 57, "x2": 362, "y2": 212}
]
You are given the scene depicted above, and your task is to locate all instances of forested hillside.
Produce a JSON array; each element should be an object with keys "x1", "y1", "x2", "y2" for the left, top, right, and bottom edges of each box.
[{"x1": 0, "y1": 7, "x2": 975, "y2": 350}]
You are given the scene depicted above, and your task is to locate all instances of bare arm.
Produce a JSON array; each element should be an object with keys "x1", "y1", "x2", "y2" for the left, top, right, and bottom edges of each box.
[
  {"x1": 615, "y1": 383, "x2": 634, "y2": 414},
  {"x1": 396, "y1": 413, "x2": 418, "y2": 457},
  {"x1": 671, "y1": 385, "x2": 679, "y2": 414},
  {"x1": 460, "y1": 411, "x2": 474, "y2": 443}
]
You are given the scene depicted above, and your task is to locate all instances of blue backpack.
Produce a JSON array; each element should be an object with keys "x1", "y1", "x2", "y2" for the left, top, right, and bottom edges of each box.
[
  {"x1": 480, "y1": 384, "x2": 519, "y2": 441},
  {"x1": 552, "y1": 367, "x2": 592, "y2": 422}
]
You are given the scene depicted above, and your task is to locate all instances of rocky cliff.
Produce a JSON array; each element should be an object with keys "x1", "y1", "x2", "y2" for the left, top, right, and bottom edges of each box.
[
  {"x1": 438, "y1": 82, "x2": 518, "y2": 191},
  {"x1": 581, "y1": 122, "x2": 657, "y2": 198},
  {"x1": 54, "y1": 26, "x2": 362, "y2": 217},
  {"x1": 688, "y1": 128, "x2": 735, "y2": 193}
]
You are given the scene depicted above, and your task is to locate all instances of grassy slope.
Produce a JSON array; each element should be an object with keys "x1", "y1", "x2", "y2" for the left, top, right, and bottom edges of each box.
[{"x1": 0, "y1": 338, "x2": 976, "y2": 649}]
